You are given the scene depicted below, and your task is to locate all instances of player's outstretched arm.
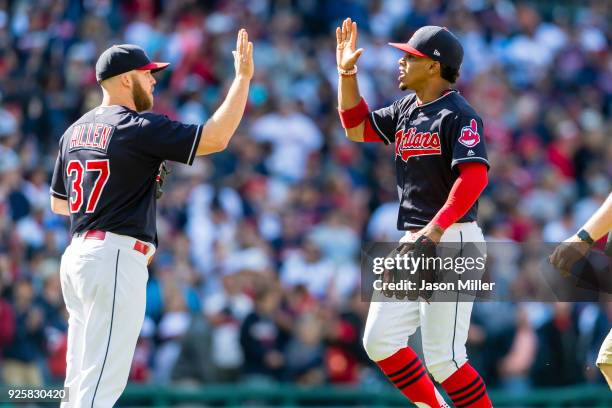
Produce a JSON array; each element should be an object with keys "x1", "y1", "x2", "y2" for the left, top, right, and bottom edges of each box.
[
  {"x1": 336, "y1": 18, "x2": 366, "y2": 142},
  {"x1": 196, "y1": 29, "x2": 254, "y2": 156},
  {"x1": 578, "y1": 192, "x2": 612, "y2": 241},
  {"x1": 550, "y1": 192, "x2": 612, "y2": 272}
]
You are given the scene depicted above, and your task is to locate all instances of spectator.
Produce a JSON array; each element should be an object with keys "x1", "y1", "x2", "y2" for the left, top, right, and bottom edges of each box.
[
  {"x1": 203, "y1": 273, "x2": 253, "y2": 382},
  {"x1": 285, "y1": 313, "x2": 326, "y2": 385},
  {"x1": 170, "y1": 313, "x2": 216, "y2": 385},
  {"x1": 129, "y1": 318, "x2": 155, "y2": 383},
  {"x1": 153, "y1": 285, "x2": 191, "y2": 384},
  {"x1": 0, "y1": 279, "x2": 15, "y2": 359},
  {"x1": 39, "y1": 273, "x2": 67, "y2": 383},
  {"x1": 240, "y1": 284, "x2": 288, "y2": 382},
  {"x1": 324, "y1": 290, "x2": 370, "y2": 384},
  {"x1": 531, "y1": 303, "x2": 585, "y2": 386},
  {"x1": 250, "y1": 101, "x2": 323, "y2": 182},
  {"x1": 2, "y1": 279, "x2": 45, "y2": 386},
  {"x1": 280, "y1": 239, "x2": 335, "y2": 299},
  {"x1": 309, "y1": 210, "x2": 359, "y2": 265},
  {"x1": 497, "y1": 306, "x2": 537, "y2": 392}
]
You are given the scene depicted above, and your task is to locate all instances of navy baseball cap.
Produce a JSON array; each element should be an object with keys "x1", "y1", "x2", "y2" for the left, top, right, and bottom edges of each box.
[
  {"x1": 389, "y1": 26, "x2": 464, "y2": 70},
  {"x1": 95, "y1": 44, "x2": 170, "y2": 82}
]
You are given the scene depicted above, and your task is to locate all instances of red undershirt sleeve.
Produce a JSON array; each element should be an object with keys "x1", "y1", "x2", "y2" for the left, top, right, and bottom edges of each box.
[
  {"x1": 431, "y1": 162, "x2": 488, "y2": 230},
  {"x1": 363, "y1": 119, "x2": 384, "y2": 142}
]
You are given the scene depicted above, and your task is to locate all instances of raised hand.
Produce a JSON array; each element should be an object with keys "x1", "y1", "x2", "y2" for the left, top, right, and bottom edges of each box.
[
  {"x1": 336, "y1": 18, "x2": 364, "y2": 70},
  {"x1": 233, "y1": 28, "x2": 254, "y2": 80}
]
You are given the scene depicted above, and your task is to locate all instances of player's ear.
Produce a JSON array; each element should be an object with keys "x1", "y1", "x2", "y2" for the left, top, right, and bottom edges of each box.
[
  {"x1": 120, "y1": 72, "x2": 133, "y2": 89},
  {"x1": 429, "y1": 60, "x2": 440, "y2": 75}
]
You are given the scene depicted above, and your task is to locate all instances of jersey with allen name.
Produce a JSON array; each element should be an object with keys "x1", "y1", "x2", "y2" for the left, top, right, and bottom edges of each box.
[
  {"x1": 50, "y1": 105, "x2": 201, "y2": 244},
  {"x1": 368, "y1": 90, "x2": 489, "y2": 230}
]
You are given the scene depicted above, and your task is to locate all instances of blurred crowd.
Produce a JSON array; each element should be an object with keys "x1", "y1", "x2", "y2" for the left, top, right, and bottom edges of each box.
[{"x1": 0, "y1": 0, "x2": 610, "y2": 394}]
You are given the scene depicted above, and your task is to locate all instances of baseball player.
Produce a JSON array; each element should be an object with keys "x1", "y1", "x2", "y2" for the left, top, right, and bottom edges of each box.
[
  {"x1": 49, "y1": 30, "x2": 253, "y2": 407},
  {"x1": 336, "y1": 19, "x2": 492, "y2": 407},
  {"x1": 549, "y1": 192, "x2": 612, "y2": 388}
]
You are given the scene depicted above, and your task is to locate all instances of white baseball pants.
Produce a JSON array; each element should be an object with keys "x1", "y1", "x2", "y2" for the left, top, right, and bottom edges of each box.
[
  {"x1": 59, "y1": 232, "x2": 154, "y2": 408},
  {"x1": 363, "y1": 222, "x2": 486, "y2": 383}
]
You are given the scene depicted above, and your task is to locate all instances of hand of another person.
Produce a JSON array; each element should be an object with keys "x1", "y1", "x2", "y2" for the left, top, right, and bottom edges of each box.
[{"x1": 549, "y1": 235, "x2": 591, "y2": 277}]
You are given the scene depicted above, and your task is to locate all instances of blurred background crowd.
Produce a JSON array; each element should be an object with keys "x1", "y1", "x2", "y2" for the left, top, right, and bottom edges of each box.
[{"x1": 0, "y1": 0, "x2": 610, "y2": 396}]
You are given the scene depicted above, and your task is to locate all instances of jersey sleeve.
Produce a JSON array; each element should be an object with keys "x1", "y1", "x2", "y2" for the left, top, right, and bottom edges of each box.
[
  {"x1": 367, "y1": 102, "x2": 398, "y2": 145},
  {"x1": 138, "y1": 113, "x2": 202, "y2": 165},
  {"x1": 448, "y1": 114, "x2": 489, "y2": 172},
  {"x1": 50, "y1": 150, "x2": 67, "y2": 199}
]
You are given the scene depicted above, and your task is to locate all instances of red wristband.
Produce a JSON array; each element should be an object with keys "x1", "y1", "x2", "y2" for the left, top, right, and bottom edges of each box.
[{"x1": 338, "y1": 97, "x2": 369, "y2": 129}]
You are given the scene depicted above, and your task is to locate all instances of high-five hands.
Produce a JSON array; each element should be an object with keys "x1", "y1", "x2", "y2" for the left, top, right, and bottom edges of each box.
[
  {"x1": 233, "y1": 28, "x2": 254, "y2": 80},
  {"x1": 336, "y1": 18, "x2": 364, "y2": 70}
]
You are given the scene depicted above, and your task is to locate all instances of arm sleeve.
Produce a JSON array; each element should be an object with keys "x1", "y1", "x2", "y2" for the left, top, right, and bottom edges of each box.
[
  {"x1": 50, "y1": 151, "x2": 67, "y2": 199},
  {"x1": 363, "y1": 120, "x2": 385, "y2": 142},
  {"x1": 367, "y1": 102, "x2": 398, "y2": 145},
  {"x1": 447, "y1": 114, "x2": 489, "y2": 171},
  {"x1": 137, "y1": 113, "x2": 202, "y2": 165},
  {"x1": 431, "y1": 162, "x2": 488, "y2": 229}
]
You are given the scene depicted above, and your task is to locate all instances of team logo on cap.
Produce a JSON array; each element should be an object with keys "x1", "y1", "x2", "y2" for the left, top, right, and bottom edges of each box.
[
  {"x1": 395, "y1": 127, "x2": 441, "y2": 162},
  {"x1": 458, "y1": 119, "x2": 480, "y2": 148}
]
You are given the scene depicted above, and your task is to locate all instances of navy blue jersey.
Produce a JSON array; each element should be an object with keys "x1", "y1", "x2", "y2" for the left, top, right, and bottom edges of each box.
[
  {"x1": 368, "y1": 90, "x2": 488, "y2": 230},
  {"x1": 50, "y1": 105, "x2": 201, "y2": 244}
]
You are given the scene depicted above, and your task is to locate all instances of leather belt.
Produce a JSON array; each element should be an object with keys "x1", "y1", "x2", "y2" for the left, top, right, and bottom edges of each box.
[{"x1": 80, "y1": 230, "x2": 150, "y2": 256}]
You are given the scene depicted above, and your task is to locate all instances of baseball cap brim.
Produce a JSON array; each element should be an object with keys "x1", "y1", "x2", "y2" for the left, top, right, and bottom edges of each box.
[
  {"x1": 388, "y1": 43, "x2": 428, "y2": 58},
  {"x1": 136, "y1": 62, "x2": 170, "y2": 73}
]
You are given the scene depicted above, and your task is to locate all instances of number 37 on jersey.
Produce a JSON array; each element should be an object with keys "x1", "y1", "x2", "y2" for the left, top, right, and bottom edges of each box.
[{"x1": 66, "y1": 159, "x2": 110, "y2": 214}]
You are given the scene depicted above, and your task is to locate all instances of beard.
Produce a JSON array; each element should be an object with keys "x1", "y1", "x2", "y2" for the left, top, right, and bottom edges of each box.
[
  {"x1": 132, "y1": 80, "x2": 153, "y2": 112},
  {"x1": 399, "y1": 83, "x2": 409, "y2": 91}
]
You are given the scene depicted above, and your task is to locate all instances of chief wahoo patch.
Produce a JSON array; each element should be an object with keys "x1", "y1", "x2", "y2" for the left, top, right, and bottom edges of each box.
[{"x1": 458, "y1": 119, "x2": 480, "y2": 148}]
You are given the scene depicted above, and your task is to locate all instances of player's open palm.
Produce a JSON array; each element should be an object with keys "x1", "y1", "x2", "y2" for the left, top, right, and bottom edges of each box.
[
  {"x1": 233, "y1": 28, "x2": 254, "y2": 80},
  {"x1": 336, "y1": 18, "x2": 364, "y2": 70}
]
